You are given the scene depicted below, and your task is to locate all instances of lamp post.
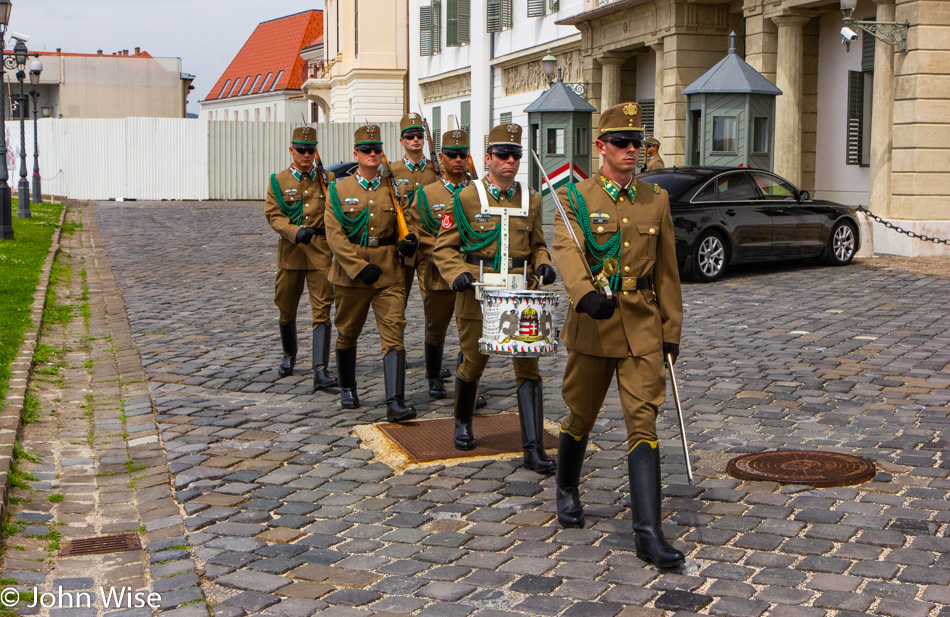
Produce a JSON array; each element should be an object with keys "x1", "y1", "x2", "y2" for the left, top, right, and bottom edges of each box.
[
  {"x1": 0, "y1": 0, "x2": 13, "y2": 240},
  {"x1": 29, "y1": 53, "x2": 40, "y2": 203},
  {"x1": 840, "y1": 0, "x2": 908, "y2": 53},
  {"x1": 538, "y1": 50, "x2": 589, "y2": 99},
  {"x1": 13, "y1": 37, "x2": 29, "y2": 218}
]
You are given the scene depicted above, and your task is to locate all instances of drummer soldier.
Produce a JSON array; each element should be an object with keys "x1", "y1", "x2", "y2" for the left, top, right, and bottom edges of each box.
[
  {"x1": 264, "y1": 126, "x2": 338, "y2": 391},
  {"x1": 552, "y1": 103, "x2": 684, "y2": 568},
  {"x1": 431, "y1": 122, "x2": 557, "y2": 474},
  {"x1": 391, "y1": 112, "x2": 438, "y2": 301},
  {"x1": 325, "y1": 124, "x2": 419, "y2": 421},
  {"x1": 641, "y1": 136, "x2": 664, "y2": 173}
]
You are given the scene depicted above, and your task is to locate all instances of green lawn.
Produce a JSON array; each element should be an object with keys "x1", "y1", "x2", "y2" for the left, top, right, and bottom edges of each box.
[{"x1": 0, "y1": 200, "x2": 65, "y2": 406}]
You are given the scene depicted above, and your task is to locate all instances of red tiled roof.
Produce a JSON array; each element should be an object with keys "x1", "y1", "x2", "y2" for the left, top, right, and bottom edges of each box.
[{"x1": 204, "y1": 10, "x2": 323, "y2": 101}]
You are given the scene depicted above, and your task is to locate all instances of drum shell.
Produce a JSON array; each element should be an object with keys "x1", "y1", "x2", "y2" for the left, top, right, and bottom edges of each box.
[{"x1": 478, "y1": 289, "x2": 559, "y2": 357}]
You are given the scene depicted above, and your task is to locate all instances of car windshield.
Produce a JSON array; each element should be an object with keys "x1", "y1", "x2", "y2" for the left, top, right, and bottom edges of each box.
[{"x1": 639, "y1": 172, "x2": 708, "y2": 200}]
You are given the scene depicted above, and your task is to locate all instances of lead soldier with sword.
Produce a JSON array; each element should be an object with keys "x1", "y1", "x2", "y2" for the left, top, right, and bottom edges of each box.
[{"x1": 547, "y1": 103, "x2": 687, "y2": 569}]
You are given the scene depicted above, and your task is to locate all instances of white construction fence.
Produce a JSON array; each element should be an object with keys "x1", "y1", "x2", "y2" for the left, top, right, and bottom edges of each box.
[{"x1": 4, "y1": 118, "x2": 401, "y2": 201}]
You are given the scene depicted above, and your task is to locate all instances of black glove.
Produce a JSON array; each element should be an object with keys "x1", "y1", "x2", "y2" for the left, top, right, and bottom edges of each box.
[
  {"x1": 453, "y1": 272, "x2": 476, "y2": 292},
  {"x1": 663, "y1": 342, "x2": 680, "y2": 365},
  {"x1": 357, "y1": 264, "x2": 382, "y2": 285},
  {"x1": 398, "y1": 233, "x2": 419, "y2": 258},
  {"x1": 536, "y1": 264, "x2": 556, "y2": 286},
  {"x1": 295, "y1": 226, "x2": 316, "y2": 245},
  {"x1": 576, "y1": 291, "x2": 617, "y2": 320}
]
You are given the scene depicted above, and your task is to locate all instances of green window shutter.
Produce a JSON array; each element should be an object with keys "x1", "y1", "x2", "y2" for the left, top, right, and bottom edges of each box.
[
  {"x1": 458, "y1": 0, "x2": 470, "y2": 45},
  {"x1": 846, "y1": 70, "x2": 863, "y2": 166},
  {"x1": 528, "y1": 0, "x2": 545, "y2": 18},
  {"x1": 502, "y1": 0, "x2": 513, "y2": 29},
  {"x1": 447, "y1": 0, "x2": 459, "y2": 47},
  {"x1": 420, "y1": 5, "x2": 434, "y2": 56},
  {"x1": 433, "y1": 106, "x2": 442, "y2": 153},
  {"x1": 861, "y1": 31, "x2": 875, "y2": 73},
  {"x1": 500, "y1": 112, "x2": 512, "y2": 124},
  {"x1": 549, "y1": 0, "x2": 559, "y2": 12},
  {"x1": 487, "y1": 0, "x2": 501, "y2": 33},
  {"x1": 431, "y1": 0, "x2": 442, "y2": 54},
  {"x1": 461, "y1": 101, "x2": 471, "y2": 134}
]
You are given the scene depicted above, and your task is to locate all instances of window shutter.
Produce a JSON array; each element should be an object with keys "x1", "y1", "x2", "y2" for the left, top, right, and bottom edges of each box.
[
  {"x1": 431, "y1": 0, "x2": 442, "y2": 54},
  {"x1": 549, "y1": 0, "x2": 559, "y2": 12},
  {"x1": 846, "y1": 70, "x2": 863, "y2": 166},
  {"x1": 461, "y1": 101, "x2": 471, "y2": 133},
  {"x1": 420, "y1": 5, "x2": 434, "y2": 56},
  {"x1": 447, "y1": 0, "x2": 459, "y2": 47},
  {"x1": 861, "y1": 31, "x2": 875, "y2": 73},
  {"x1": 433, "y1": 106, "x2": 442, "y2": 154},
  {"x1": 487, "y1": 0, "x2": 501, "y2": 33},
  {"x1": 500, "y1": 112, "x2": 512, "y2": 124},
  {"x1": 502, "y1": 0, "x2": 513, "y2": 28},
  {"x1": 528, "y1": 0, "x2": 545, "y2": 18},
  {"x1": 637, "y1": 100, "x2": 655, "y2": 168},
  {"x1": 458, "y1": 0, "x2": 470, "y2": 45}
]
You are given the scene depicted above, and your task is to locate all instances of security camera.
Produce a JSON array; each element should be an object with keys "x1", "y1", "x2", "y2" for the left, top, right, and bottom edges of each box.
[
  {"x1": 10, "y1": 32, "x2": 30, "y2": 43},
  {"x1": 841, "y1": 27, "x2": 858, "y2": 42}
]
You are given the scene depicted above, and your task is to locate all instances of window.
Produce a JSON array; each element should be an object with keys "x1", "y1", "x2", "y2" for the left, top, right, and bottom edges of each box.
[
  {"x1": 432, "y1": 106, "x2": 442, "y2": 154},
  {"x1": 218, "y1": 80, "x2": 230, "y2": 98},
  {"x1": 460, "y1": 101, "x2": 471, "y2": 133},
  {"x1": 499, "y1": 111, "x2": 512, "y2": 124},
  {"x1": 249, "y1": 74, "x2": 262, "y2": 94},
  {"x1": 752, "y1": 117, "x2": 769, "y2": 154},
  {"x1": 447, "y1": 0, "x2": 470, "y2": 47},
  {"x1": 254, "y1": 108, "x2": 260, "y2": 121},
  {"x1": 575, "y1": 127, "x2": 588, "y2": 155},
  {"x1": 260, "y1": 72, "x2": 273, "y2": 93},
  {"x1": 266, "y1": 107, "x2": 271, "y2": 122},
  {"x1": 486, "y1": 0, "x2": 512, "y2": 32},
  {"x1": 751, "y1": 173, "x2": 797, "y2": 200},
  {"x1": 716, "y1": 173, "x2": 758, "y2": 201},
  {"x1": 270, "y1": 71, "x2": 283, "y2": 91},
  {"x1": 431, "y1": 0, "x2": 442, "y2": 54},
  {"x1": 420, "y1": 5, "x2": 435, "y2": 56},
  {"x1": 547, "y1": 128, "x2": 564, "y2": 155},
  {"x1": 239, "y1": 76, "x2": 252, "y2": 96},
  {"x1": 528, "y1": 0, "x2": 557, "y2": 17},
  {"x1": 847, "y1": 54, "x2": 873, "y2": 167},
  {"x1": 712, "y1": 116, "x2": 737, "y2": 153},
  {"x1": 693, "y1": 182, "x2": 716, "y2": 202},
  {"x1": 228, "y1": 79, "x2": 242, "y2": 97}
]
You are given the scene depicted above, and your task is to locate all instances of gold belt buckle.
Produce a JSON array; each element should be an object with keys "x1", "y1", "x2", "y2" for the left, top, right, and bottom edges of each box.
[{"x1": 621, "y1": 277, "x2": 638, "y2": 292}]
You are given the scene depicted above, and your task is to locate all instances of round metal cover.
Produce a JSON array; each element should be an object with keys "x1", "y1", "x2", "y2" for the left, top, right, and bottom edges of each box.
[{"x1": 726, "y1": 450, "x2": 875, "y2": 487}]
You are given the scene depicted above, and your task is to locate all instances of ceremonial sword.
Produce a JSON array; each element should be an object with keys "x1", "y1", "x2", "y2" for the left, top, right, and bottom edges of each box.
[{"x1": 666, "y1": 353, "x2": 694, "y2": 485}]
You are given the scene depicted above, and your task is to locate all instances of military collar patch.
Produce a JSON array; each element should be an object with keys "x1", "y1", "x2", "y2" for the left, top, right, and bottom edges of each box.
[{"x1": 653, "y1": 183, "x2": 662, "y2": 194}]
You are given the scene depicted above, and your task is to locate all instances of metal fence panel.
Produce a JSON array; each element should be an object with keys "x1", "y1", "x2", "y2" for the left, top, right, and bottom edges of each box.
[{"x1": 125, "y1": 118, "x2": 209, "y2": 200}]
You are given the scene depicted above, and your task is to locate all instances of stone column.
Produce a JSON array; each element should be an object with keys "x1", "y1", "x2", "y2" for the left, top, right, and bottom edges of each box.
[
  {"x1": 869, "y1": 0, "x2": 895, "y2": 217},
  {"x1": 652, "y1": 41, "x2": 665, "y2": 142},
  {"x1": 771, "y1": 14, "x2": 809, "y2": 186},
  {"x1": 598, "y1": 54, "x2": 628, "y2": 110}
]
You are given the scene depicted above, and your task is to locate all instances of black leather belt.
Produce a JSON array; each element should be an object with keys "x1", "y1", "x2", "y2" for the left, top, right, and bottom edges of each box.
[
  {"x1": 466, "y1": 255, "x2": 526, "y2": 269},
  {"x1": 617, "y1": 274, "x2": 654, "y2": 292},
  {"x1": 349, "y1": 235, "x2": 396, "y2": 247}
]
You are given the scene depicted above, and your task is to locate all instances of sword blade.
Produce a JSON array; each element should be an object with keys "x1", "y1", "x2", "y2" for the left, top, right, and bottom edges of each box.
[{"x1": 666, "y1": 353, "x2": 694, "y2": 485}]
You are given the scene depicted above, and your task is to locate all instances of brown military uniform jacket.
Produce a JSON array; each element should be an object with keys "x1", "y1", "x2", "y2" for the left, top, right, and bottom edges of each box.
[
  {"x1": 264, "y1": 167, "x2": 334, "y2": 270},
  {"x1": 432, "y1": 178, "x2": 553, "y2": 320},
  {"x1": 645, "y1": 155, "x2": 665, "y2": 172},
  {"x1": 392, "y1": 158, "x2": 437, "y2": 267},
  {"x1": 325, "y1": 174, "x2": 403, "y2": 289},
  {"x1": 414, "y1": 179, "x2": 466, "y2": 291},
  {"x1": 553, "y1": 171, "x2": 682, "y2": 358}
]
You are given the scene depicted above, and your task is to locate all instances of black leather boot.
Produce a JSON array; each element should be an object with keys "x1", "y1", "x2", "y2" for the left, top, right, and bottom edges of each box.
[
  {"x1": 384, "y1": 349, "x2": 416, "y2": 422},
  {"x1": 336, "y1": 347, "x2": 359, "y2": 409},
  {"x1": 516, "y1": 380, "x2": 556, "y2": 475},
  {"x1": 453, "y1": 377, "x2": 478, "y2": 450},
  {"x1": 556, "y1": 431, "x2": 589, "y2": 528},
  {"x1": 312, "y1": 323, "x2": 338, "y2": 391},
  {"x1": 628, "y1": 441, "x2": 685, "y2": 568},
  {"x1": 456, "y1": 351, "x2": 488, "y2": 409},
  {"x1": 278, "y1": 322, "x2": 297, "y2": 377},
  {"x1": 425, "y1": 343, "x2": 447, "y2": 399}
]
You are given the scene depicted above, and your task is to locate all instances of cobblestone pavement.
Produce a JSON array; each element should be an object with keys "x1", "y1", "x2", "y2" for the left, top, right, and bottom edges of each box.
[{"x1": 72, "y1": 200, "x2": 950, "y2": 616}]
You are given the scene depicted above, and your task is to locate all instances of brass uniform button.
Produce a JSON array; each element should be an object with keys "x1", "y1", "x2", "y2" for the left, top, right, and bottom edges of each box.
[
  {"x1": 623, "y1": 290, "x2": 629, "y2": 296},
  {"x1": 597, "y1": 226, "x2": 604, "y2": 233},
  {"x1": 624, "y1": 241, "x2": 630, "y2": 248},
  {"x1": 649, "y1": 228, "x2": 656, "y2": 234},
  {"x1": 622, "y1": 217, "x2": 629, "y2": 224},
  {"x1": 624, "y1": 266, "x2": 630, "y2": 273}
]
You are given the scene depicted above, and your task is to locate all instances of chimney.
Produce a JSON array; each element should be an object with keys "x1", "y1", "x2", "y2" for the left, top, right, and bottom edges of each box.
[
  {"x1": 134, "y1": 47, "x2": 140, "y2": 55},
  {"x1": 97, "y1": 49, "x2": 103, "y2": 55},
  {"x1": 56, "y1": 48, "x2": 61, "y2": 54}
]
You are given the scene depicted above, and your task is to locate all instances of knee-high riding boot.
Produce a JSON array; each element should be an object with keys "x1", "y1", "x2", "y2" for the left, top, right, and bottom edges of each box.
[
  {"x1": 628, "y1": 441, "x2": 685, "y2": 568},
  {"x1": 336, "y1": 347, "x2": 359, "y2": 409},
  {"x1": 425, "y1": 343, "x2": 447, "y2": 399},
  {"x1": 384, "y1": 349, "x2": 416, "y2": 422},
  {"x1": 312, "y1": 323, "x2": 338, "y2": 390},
  {"x1": 456, "y1": 351, "x2": 488, "y2": 409},
  {"x1": 453, "y1": 377, "x2": 478, "y2": 450},
  {"x1": 556, "y1": 431, "x2": 588, "y2": 528},
  {"x1": 516, "y1": 380, "x2": 556, "y2": 475},
  {"x1": 278, "y1": 322, "x2": 297, "y2": 377}
]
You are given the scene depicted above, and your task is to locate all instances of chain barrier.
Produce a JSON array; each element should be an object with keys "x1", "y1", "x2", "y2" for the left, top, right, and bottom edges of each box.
[{"x1": 856, "y1": 205, "x2": 950, "y2": 246}]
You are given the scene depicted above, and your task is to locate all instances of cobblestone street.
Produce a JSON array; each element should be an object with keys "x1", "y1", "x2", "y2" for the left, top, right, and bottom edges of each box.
[{"x1": 8, "y1": 199, "x2": 949, "y2": 617}]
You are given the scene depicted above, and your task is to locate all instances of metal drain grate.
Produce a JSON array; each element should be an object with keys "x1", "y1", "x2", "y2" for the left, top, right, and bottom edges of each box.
[
  {"x1": 378, "y1": 413, "x2": 556, "y2": 463},
  {"x1": 60, "y1": 533, "x2": 142, "y2": 557},
  {"x1": 726, "y1": 450, "x2": 875, "y2": 488}
]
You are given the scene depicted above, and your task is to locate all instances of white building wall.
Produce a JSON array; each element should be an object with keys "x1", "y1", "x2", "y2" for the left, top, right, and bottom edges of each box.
[
  {"x1": 199, "y1": 94, "x2": 309, "y2": 124},
  {"x1": 814, "y1": 9, "x2": 871, "y2": 206}
]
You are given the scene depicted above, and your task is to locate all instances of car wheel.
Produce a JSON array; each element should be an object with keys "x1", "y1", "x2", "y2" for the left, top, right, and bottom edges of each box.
[
  {"x1": 690, "y1": 230, "x2": 728, "y2": 283},
  {"x1": 825, "y1": 220, "x2": 857, "y2": 266}
]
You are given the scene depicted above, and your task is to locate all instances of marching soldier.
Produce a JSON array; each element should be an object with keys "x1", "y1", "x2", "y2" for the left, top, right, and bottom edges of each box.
[
  {"x1": 264, "y1": 126, "x2": 338, "y2": 391},
  {"x1": 325, "y1": 124, "x2": 419, "y2": 421},
  {"x1": 641, "y1": 136, "x2": 664, "y2": 173},
  {"x1": 552, "y1": 103, "x2": 684, "y2": 568},
  {"x1": 431, "y1": 122, "x2": 557, "y2": 474}
]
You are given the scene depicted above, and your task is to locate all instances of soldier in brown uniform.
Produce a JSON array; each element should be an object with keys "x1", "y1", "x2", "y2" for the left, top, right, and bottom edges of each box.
[
  {"x1": 641, "y1": 136, "x2": 664, "y2": 173},
  {"x1": 432, "y1": 123, "x2": 557, "y2": 474},
  {"x1": 552, "y1": 103, "x2": 684, "y2": 568},
  {"x1": 390, "y1": 113, "x2": 438, "y2": 301},
  {"x1": 412, "y1": 129, "x2": 471, "y2": 399},
  {"x1": 264, "y1": 126, "x2": 338, "y2": 391},
  {"x1": 325, "y1": 124, "x2": 419, "y2": 421}
]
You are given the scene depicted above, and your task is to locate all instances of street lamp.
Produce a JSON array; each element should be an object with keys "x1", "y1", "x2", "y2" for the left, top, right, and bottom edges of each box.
[
  {"x1": 0, "y1": 0, "x2": 13, "y2": 239},
  {"x1": 538, "y1": 50, "x2": 589, "y2": 99},
  {"x1": 29, "y1": 53, "x2": 40, "y2": 203},
  {"x1": 13, "y1": 36, "x2": 29, "y2": 218},
  {"x1": 840, "y1": 0, "x2": 908, "y2": 53},
  {"x1": 541, "y1": 50, "x2": 557, "y2": 87}
]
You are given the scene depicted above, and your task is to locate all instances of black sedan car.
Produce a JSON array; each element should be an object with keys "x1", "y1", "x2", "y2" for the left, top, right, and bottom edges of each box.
[
  {"x1": 326, "y1": 161, "x2": 357, "y2": 179},
  {"x1": 639, "y1": 166, "x2": 860, "y2": 282}
]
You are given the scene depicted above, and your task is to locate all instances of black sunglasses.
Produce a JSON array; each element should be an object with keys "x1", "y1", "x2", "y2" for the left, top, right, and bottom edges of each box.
[
  {"x1": 604, "y1": 138, "x2": 642, "y2": 150},
  {"x1": 490, "y1": 149, "x2": 522, "y2": 161},
  {"x1": 356, "y1": 145, "x2": 383, "y2": 154},
  {"x1": 402, "y1": 131, "x2": 425, "y2": 140},
  {"x1": 294, "y1": 146, "x2": 316, "y2": 155},
  {"x1": 442, "y1": 150, "x2": 468, "y2": 159}
]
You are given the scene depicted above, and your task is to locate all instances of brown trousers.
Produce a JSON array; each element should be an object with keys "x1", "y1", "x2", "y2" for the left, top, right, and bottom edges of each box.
[
  {"x1": 424, "y1": 289, "x2": 457, "y2": 346},
  {"x1": 403, "y1": 257, "x2": 427, "y2": 306},
  {"x1": 275, "y1": 268, "x2": 333, "y2": 326},
  {"x1": 561, "y1": 350, "x2": 666, "y2": 448},
  {"x1": 334, "y1": 284, "x2": 407, "y2": 352},
  {"x1": 456, "y1": 317, "x2": 540, "y2": 385}
]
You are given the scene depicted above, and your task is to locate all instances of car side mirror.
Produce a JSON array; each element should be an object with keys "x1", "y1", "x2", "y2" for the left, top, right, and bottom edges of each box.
[{"x1": 798, "y1": 190, "x2": 810, "y2": 202}]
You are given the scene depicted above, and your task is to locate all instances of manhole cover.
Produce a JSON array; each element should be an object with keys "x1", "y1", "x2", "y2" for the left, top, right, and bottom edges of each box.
[
  {"x1": 377, "y1": 413, "x2": 556, "y2": 463},
  {"x1": 60, "y1": 533, "x2": 142, "y2": 557},
  {"x1": 726, "y1": 450, "x2": 875, "y2": 487}
]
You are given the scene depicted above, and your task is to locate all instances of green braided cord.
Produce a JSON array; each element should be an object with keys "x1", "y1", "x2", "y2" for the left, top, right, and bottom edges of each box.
[
  {"x1": 271, "y1": 174, "x2": 303, "y2": 225},
  {"x1": 453, "y1": 190, "x2": 502, "y2": 271},
  {"x1": 416, "y1": 186, "x2": 442, "y2": 235},
  {"x1": 566, "y1": 183, "x2": 623, "y2": 291},
  {"x1": 328, "y1": 182, "x2": 370, "y2": 246}
]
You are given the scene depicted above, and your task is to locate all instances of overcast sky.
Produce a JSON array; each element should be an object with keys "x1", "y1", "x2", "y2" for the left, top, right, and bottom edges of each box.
[{"x1": 11, "y1": 0, "x2": 324, "y2": 115}]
